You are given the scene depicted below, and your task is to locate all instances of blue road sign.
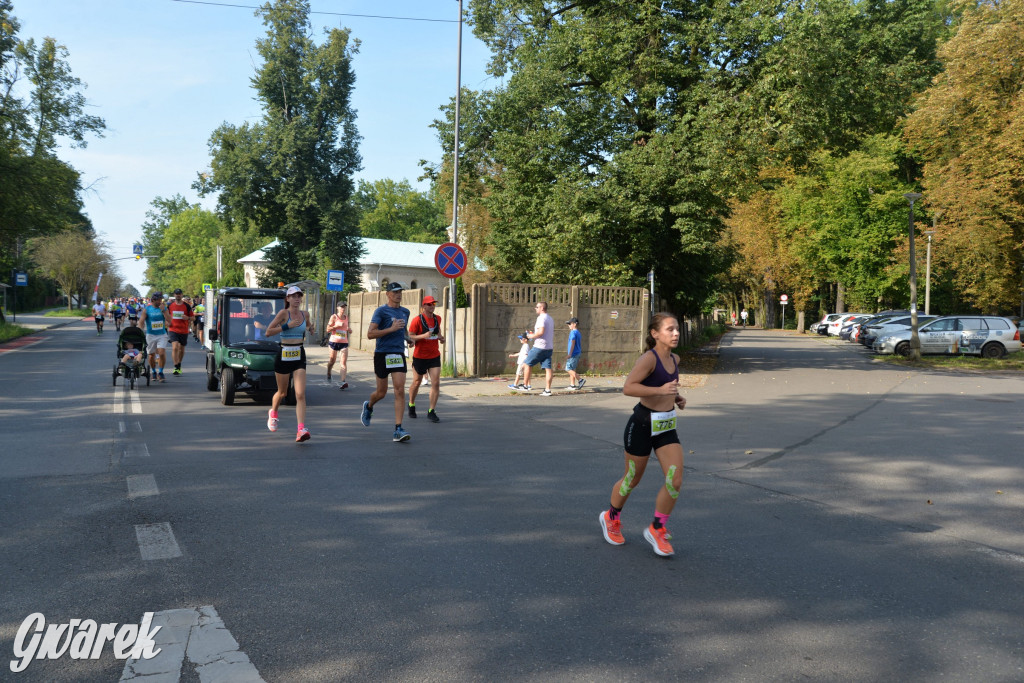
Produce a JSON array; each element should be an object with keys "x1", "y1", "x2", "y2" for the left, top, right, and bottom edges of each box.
[
  {"x1": 434, "y1": 243, "x2": 467, "y2": 279},
  {"x1": 15, "y1": 272, "x2": 27, "y2": 286},
  {"x1": 132, "y1": 243, "x2": 144, "y2": 255},
  {"x1": 326, "y1": 270, "x2": 345, "y2": 292}
]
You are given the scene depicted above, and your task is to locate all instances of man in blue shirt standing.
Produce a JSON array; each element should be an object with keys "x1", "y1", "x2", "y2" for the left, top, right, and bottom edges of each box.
[
  {"x1": 361, "y1": 282, "x2": 413, "y2": 442},
  {"x1": 566, "y1": 317, "x2": 586, "y2": 391}
]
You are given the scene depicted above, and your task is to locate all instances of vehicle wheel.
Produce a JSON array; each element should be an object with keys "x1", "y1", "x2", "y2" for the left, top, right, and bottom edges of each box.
[
  {"x1": 130, "y1": 374, "x2": 136, "y2": 390},
  {"x1": 220, "y1": 366, "x2": 235, "y2": 405},
  {"x1": 284, "y1": 376, "x2": 297, "y2": 406},
  {"x1": 112, "y1": 368, "x2": 118, "y2": 386},
  {"x1": 146, "y1": 367, "x2": 150, "y2": 386},
  {"x1": 206, "y1": 355, "x2": 219, "y2": 391},
  {"x1": 894, "y1": 341, "x2": 912, "y2": 358},
  {"x1": 981, "y1": 342, "x2": 1005, "y2": 359}
]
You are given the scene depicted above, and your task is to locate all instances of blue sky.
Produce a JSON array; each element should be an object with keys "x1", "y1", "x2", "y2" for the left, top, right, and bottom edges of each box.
[{"x1": 12, "y1": 0, "x2": 495, "y2": 292}]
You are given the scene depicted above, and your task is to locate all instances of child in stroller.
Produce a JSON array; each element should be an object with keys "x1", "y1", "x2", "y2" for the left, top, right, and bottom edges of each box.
[{"x1": 113, "y1": 326, "x2": 150, "y2": 388}]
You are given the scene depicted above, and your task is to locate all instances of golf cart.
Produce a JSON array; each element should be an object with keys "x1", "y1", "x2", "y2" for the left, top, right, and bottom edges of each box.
[{"x1": 204, "y1": 287, "x2": 295, "y2": 405}]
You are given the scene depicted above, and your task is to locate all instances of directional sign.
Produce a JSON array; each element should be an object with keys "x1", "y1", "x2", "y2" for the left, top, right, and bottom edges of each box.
[
  {"x1": 434, "y1": 243, "x2": 468, "y2": 279},
  {"x1": 132, "y1": 243, "x2": 144, "y2": 255},
  {"x1": 326, "y1": 269, "x2": 345, "y2": 292}
]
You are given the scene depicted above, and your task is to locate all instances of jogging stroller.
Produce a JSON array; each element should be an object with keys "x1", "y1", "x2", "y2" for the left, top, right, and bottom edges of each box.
[{"x1": 112, "y1": 326, "x2": 150, "y2": 389}]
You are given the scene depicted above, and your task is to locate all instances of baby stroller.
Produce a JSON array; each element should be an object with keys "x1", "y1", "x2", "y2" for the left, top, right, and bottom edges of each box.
[{"x1": 112, "y1": 326, "x2": 150, "y2": 389}]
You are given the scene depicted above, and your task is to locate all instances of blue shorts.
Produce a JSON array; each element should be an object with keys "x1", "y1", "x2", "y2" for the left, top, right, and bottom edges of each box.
[
  {"x1": 565, "y1": 355, "x2": 580, "y2": 371},
  {"x1": 524, "y1": 347, "x2": 553, "y2": 370}
]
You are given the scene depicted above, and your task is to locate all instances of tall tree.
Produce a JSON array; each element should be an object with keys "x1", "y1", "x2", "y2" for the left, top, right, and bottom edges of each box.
[
  {"x1": 199, "y1": 0, "x2": 364, "y2": 287},
  {"x1": 903, "y1": 0, "x2": 1024, "y2": 312},
  {"x1": 30, "y1": 230, "x2": 117, "y2": 308},
  {"x1": 352, "y1": 178, "x2": 447, "y2": 243}
]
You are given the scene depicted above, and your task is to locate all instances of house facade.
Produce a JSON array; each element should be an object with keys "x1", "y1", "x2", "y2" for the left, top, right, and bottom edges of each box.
[{"x1": 237, "y1": 238, "x2": 449, "y2": 297}]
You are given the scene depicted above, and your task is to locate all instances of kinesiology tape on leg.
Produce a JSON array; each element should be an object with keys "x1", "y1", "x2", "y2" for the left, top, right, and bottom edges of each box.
[
  {"x1": 665, "y1": 465, "x2": 680, "y2": 500},
  {"x1": 618, "y1": 460, "x2": 637, "y2": 497}
]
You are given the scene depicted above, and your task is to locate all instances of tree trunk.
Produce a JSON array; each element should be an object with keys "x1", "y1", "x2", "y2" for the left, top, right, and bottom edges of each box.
[{"x1": 836, "y1": 281, "x2": 846, "y2": 314}]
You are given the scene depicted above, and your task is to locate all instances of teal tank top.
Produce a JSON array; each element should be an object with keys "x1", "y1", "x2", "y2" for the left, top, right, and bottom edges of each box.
[{"x1": 280, "y1": 312, "x2": 306, "y2": 341}]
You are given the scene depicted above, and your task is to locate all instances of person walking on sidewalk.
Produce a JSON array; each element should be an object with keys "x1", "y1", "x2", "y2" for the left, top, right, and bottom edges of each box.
[
  {"x1": 521, "y1": 301, "x2": 555, "y2": 396},
  {"x1": 407, "y1": 295, "x2": 445, "y2": 422},
  {"x1": 326, "y1": 302, "x2": 350, "y2": 389},
  {"x1": 507, "y1": 333, "x2": 530, "y2": 390},
  {"x1": 565, "y1": 317, "x2": 586, "y2": 391},
  {"x1": 265, "y1": 286, "x2": 313, "y2": 442},
  {"x1": 740, "y1": 308, "x2": 748, "y2": 327},
  {"x1": 360, "y1": 282, "x2": 412, "y2": 442},
  {"x1": 599, "y1": 313, "x2": 687, "y2": 558}
]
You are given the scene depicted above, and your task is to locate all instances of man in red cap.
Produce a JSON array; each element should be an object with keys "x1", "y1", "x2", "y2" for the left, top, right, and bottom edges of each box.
[{"x1": 406, "y1": 295, "x2": 446, "y2": 422}]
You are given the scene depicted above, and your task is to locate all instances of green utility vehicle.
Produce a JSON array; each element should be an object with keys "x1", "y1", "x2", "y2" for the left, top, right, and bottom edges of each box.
[{"x1": 204, "y1": 287, "x2": 295, "y2": 405}]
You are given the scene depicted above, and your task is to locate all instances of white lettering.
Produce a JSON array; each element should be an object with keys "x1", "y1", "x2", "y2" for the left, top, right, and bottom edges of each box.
[
  {"x1": 69, "y1": 620, "x2": 97, "y2": 658},
  {"x1": 89, "y1": 623, "x2": 118, "y2": 659},
  {"x1": 128, "y1": 613, "x2": 162, "y2": 660},
  {"x1": 112, "y1": 625, "x2": 138, "y2": 659},
  {"x1": 10, "y1": 613, "x2": 44, "y2": 673},
  {"x1": 38, "y1": 619, "x2": 79, "y2": 659}
]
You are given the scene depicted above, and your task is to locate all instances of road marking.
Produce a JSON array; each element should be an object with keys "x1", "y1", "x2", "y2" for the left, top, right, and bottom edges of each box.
[
  {"x1": 127, "y1": 475, "x2": 159, "y2": 499},
  {"x1": 120, "y1": 605, "x2": 264, "y2": 682},
  {"x1": 129, "y1": 385, "x2": 142, "y2": 413},
  {"x1": 124, "y1": 443, "x2": 150, "y2": 458},
  {"x1": 112, "y1": 383, "x2": 124, "y2": 414},
  {"x1": 135, "y1": 523, "x2": 182, "y2": 560},
  {"x1": 119, "y1": 421, "x2": 126, "y2": 433}
]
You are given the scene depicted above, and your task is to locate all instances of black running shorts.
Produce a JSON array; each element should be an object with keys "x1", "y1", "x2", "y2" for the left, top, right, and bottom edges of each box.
[{"x1": 623, "y1": 402, "x2": 680, "y2": 457}]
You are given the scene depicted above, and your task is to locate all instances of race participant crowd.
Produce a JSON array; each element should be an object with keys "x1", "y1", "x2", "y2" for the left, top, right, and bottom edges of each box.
[{"x1": 97, "y1": 284, "x2": 689, "y2": 558}]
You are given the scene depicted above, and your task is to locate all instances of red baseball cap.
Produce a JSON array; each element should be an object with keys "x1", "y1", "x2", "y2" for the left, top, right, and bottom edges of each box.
[{"x1": 422, "y1": 296, "x2": 438, "y2": 305}]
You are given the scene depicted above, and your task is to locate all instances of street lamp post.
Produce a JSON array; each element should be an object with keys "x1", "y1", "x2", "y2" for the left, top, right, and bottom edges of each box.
[
  {"x1": 904, "y1": 192, "x2": 923, "y2": 360},
  {"x1": 924, "y1": 229, "x2": 936, "y2": 315}
]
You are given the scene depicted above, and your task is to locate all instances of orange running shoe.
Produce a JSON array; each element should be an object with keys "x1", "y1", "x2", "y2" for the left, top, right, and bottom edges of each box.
[
  {"x1": 598, "y1": 510, "x2": 625, "y2": 546},
  {"x1": 643, "y1": 523, "x2": 674, "y2": 557}
]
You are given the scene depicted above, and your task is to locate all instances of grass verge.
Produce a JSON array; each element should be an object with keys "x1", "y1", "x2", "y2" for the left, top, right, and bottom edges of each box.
[
  {"x1": 875, "y1": 352, "x2": 1024, "y2": 371},
  {"x1": 0, "y1": 322, "x2": 34, "y2": 343}
]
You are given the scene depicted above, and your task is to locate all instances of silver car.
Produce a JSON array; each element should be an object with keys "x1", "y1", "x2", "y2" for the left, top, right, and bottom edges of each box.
[{"x1": 873, "y1": 315, "x2": 1022, "y2": 358}]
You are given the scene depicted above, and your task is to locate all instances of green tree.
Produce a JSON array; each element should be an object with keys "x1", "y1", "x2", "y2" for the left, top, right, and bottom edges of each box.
[
  {"x1": 199, "y1": 0, "x2": 364, "y2": 287},
  {"x1": 30, "y1": 230, "x2": 118, "y2": 308},
  {"x1": 352, "y1": 178, "x2": 447, "y2": 243},
  {"x1": 139, "y1": 194, "x2": 189, "y2": 287},
  {"x1": 903, "y1": 0, "x2": 1024, "y2": 312}
]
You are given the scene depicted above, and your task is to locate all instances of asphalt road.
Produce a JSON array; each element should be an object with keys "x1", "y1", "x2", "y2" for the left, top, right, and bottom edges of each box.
[{"x1": 1, "y1": 322, "x2": 1022, "y2": 682}]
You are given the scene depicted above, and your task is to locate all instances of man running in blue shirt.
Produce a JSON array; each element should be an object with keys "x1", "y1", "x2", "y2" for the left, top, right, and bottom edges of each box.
[{"x1": 360, "y1": 282, "x2": 412, "y2": 442}]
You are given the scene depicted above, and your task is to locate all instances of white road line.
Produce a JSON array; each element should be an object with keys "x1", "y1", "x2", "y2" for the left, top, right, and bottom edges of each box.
[
  {"x1": 135, "y1": 523, "x2": 182, "y2": 560},
  {"x1": 129, "y1": 386, "x2": 142, "y2": 413},
  {"x1": 129, "y1": 420, "x2": 142, "y2": 432},
  {"x1": 127, "y1": 474, "x2": 159, "y2": 499},
  {"x1": 124, "y1": 443, "x2": 150, "y2": 458},
  {"x1": 120, "y1": 605, "x2": 264, "y2": 682},
  {"x1": 112, "y1": 383, "x2": 124, "y2": 414},
  {"x1": 119, "y1": 421, "x2": 126, "y2": 433}
]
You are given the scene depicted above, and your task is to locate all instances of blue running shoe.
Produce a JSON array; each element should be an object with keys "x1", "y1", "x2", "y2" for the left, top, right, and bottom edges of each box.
[
  {"x1": 393, "y1": 427, "x2": 411, "y2": 442},
  {"x1": 360, "y1": 401, "x2": 372, "y2": 427}
]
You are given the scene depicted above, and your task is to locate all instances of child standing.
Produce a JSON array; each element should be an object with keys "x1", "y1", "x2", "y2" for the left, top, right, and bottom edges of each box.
[
  {"x1": 565, "y1": 317, "x2": 585, "y2": 390},
  {"x1": 507, "y1": 333, "x2": 530, "y2": 390}
]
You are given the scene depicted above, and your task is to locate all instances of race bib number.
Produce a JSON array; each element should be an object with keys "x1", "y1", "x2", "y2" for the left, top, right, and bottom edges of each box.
[
  {"x1": 651, "y1": 410, "x2": 677, "y2": 436},
  {"x1": 385, "y1": 353, "x2": 404, "y2": 369},
  {"x1": 330, "y1": 330, "x2": 348, "y2": 343},
  {"x1": 150, "y1": 320, "x2": 164, "y2": 331},
  {"x1": 172, "y1": 310, "x2": 184, "y2": 320},
  {"x1": 281, "y1": 346, "x2": 301, "y2": 361}
]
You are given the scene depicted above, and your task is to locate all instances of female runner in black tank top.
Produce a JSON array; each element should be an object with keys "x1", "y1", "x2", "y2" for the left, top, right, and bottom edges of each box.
[{"x1": 598, "y1": 313, "x2": 687, "y2": 557}]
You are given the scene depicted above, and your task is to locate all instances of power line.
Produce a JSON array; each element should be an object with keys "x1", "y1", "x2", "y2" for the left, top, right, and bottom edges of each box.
[{"x1": 170, "y1": 0, "x2": 461, "y2": 23}]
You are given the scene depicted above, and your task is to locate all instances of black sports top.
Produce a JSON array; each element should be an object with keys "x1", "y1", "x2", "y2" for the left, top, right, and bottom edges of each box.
[{"x1": 640, "y1": 349, "x2": 678, "y2": 388}]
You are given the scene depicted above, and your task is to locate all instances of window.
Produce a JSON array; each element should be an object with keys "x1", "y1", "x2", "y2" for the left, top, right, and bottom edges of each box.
[{"x1": 410, "y1": 280, "x2": 417, "y2": 289}]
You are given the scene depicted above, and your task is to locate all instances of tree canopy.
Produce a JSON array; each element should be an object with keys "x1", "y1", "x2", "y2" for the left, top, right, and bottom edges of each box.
[{"x1": 198, "y1": 0, "x2": 364, "y2": 288}]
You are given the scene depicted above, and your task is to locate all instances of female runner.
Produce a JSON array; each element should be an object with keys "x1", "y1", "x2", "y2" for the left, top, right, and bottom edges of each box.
[
  {"x1": 599, "y1": 313, "x2": 687, "y2": 557},
  {"x1": 325, "y1": 302, "x2": 350, "y2": 389},
  {"x1": 266, "y1": 286, "x2": 314, "y2": 442}
]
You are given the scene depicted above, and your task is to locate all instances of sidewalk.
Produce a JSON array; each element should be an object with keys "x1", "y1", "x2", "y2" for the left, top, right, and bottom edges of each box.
[{"x1": 300, "y1": 341, "x2": 630, "y2": 399}]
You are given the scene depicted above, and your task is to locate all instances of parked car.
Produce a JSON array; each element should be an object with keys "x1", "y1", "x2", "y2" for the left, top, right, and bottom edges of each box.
[
  {"x1": 860, "y1": 315, "x2": 938, "y2": 347},
  {"x1": 827, "y1": 313, "x2": 866, "y2": 336},
  {"x1": 873, "y1": 315, "x2": 1022, "y2": 358},
  {"x1": 838, "y1": 315, "x2": 872, "y2": 341},
  {"x1": 811, "y1": 313, "x2": 844, "y2": 334},
  {"x1": 859, "y1": 314, "x2": 915, "y2": 346}
]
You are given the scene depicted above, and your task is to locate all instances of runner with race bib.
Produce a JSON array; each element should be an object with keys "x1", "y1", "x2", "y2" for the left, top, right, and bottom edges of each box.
[
  {"x1": 598, "y1": 313, "x2": 688, "y2": 558},
  {"x1": 360, "y1": 282, "x2": 412, "y2": 443},
  {"x1": 266, "y1": 286, "x2": 314, "y2": 443},
  {"x1": 325, "y1": 302, "x2": 350, "y2": 389}
]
